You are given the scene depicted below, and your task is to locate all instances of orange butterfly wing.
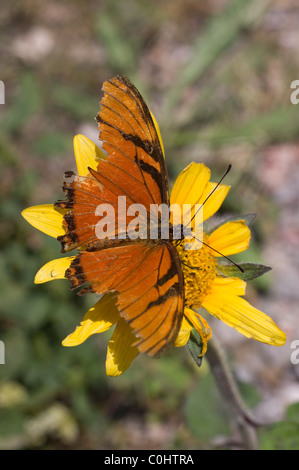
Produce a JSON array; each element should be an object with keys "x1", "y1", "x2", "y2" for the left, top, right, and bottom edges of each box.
[
  {"x1": 56, "y1": 75, "x2": 169, "y2": 252},
  {"x1": 57, "y1": 75, "x2": 184, "y2": 357},
  {"x1": 67, "y1": 242, "x2": 183, "y2": 356},
  {"x1": 96, "y1": 75, "x2": 169, "y2": 209}
]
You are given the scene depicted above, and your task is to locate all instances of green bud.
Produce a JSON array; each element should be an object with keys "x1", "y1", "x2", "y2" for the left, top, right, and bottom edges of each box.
[
  {"x1": 216, "y1": 262, "x2": 271, "y2": 281},
  {"x1": 187, "y1": 328, "x2": 204, "y2": 367}
]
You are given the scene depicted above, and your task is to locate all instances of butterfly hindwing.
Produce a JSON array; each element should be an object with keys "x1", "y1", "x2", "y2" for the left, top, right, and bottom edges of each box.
[{"x1": 66, "y1": 241, "x2": 184, "y2": 357}]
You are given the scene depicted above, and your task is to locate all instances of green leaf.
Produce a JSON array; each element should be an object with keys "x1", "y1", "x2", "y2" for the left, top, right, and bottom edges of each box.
[
  {"x1": 184, "y1": 371, "x2": 230, "y2": 443},
  {"x1": 169, "y1": 105, "x2": 299, "y2": 149},
  {"x1": 0, "y1": 409, "x2": 26, "y2": 437},
  {"x1": 2, "y1": 73, "x2": 42, "y2": 135},
  {"x1": 0, "y1": 133, "x2": 18, "y2": 165},
  {"x1": 32, "y1": 132, "x2": 72, "y2": 158},
  {"x1": 285, "y1": 402, "x2": 299, "y2": 425},
  {"x1": 187, "y1": 328, "x2": 204, "y2": 368},
  {"x1": 95, "y1": 9, "x2": 138, "y2": 75},
  {"x1": 163, "y1": 0, "x2": 271, "y2": 116},
  {"x1": 52, "y1": 85, "x2": 96, "y2": 120},
  {"x1": 216, "y1": 262, "x2": 271, "y2": 281},
  {"x1": 238, "y1": 381, "x2": 261, "y2": 409},
  {"x1": 258, "y1": 421, "x2": 299, "y2": 450}
]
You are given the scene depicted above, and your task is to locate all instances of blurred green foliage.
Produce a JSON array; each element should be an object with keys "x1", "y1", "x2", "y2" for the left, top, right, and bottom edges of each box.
[
  {"x1": 1, "y1": 0, "x2": 298, "y2": 450},
  {"x1": 259, "y1": 402, "x2": 299, "y2": 450}
]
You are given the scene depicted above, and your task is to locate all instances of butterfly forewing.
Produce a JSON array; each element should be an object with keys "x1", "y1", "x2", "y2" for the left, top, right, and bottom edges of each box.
[
  {"x1": 56, "y1": 76, "x2": 169, "y2": 251},
  {"x1": 96, "y1": 75, "x2": 169, "y2": 209},
  {"x1": 55, "y1": 171, "x2": 147, "y2": 252}
]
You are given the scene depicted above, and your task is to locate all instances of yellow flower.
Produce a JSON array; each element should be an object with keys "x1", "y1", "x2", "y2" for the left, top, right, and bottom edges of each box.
[
  {"x1": 22, "y1": 134, "x2": 286, "y2": 376},
  {"x1": 170, "y1": 162, "x2": 286, "y2": 353}
]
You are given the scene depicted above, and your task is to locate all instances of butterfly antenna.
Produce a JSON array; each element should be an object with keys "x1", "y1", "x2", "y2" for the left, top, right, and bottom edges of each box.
[
  {"x1": 181, "y1": 238, "x2": 243, "y2": 273},
  {"x1": 186, "y1": 163, "x2": 232, "y2": 228},
  {"x1": 201, "y1": 163, "x2": 231, "y2": 208},
  {"x1": 177, "y1": 164, "x2": 244, "y2": 273},
  {"x1": 199, "y1": 237, "x2": 244, "y2": 273}
]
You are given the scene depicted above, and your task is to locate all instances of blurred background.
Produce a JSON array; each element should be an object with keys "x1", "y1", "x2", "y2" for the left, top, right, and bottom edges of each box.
[{"x1": 1, "y1": 0, "x2": 299, "y2": 450}]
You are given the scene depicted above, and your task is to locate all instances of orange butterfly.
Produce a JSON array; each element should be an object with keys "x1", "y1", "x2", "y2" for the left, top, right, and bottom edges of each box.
[
  {"x1": 55, "y1": 75, "x2": 184, "y2": 357},
  {"x1": 22, "y1": 76, "x2": 287, "y2": 375}
]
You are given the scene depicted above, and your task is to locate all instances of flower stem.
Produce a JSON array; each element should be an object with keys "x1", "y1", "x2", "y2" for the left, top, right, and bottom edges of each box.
[{"x1": 205, "y1": 334, "x2": 261, "y2": 449}]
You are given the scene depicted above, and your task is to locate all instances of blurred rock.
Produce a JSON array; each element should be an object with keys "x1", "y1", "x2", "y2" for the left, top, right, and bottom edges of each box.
[{"x1": 11, "y1": 27, "x2": 55, "y2": 63}]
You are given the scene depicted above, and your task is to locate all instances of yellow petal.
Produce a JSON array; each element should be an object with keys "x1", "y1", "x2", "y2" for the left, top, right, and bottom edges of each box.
[
  {"x1": 106, "y1": 319, "x2": 139, "y2": 377},
  {"x1": 207, "y1": 220, "x2": 251, "y2": 256},
  {"x1": 62, "y1": 294, "x2": 120, "y2": 347},
  {"x1": 73, "y1": 134, "x2": 105, "y2": 176},
  {"x1": 199, "y1": 181, "x2": 230, "y2": 222},
  {"x1": 21, "y1": 204, "x2": 67, "y2": 238},
  {"x1": 34, "y1": 256, "x2": 75, "y2": 284},
  {"x1": 201, "y1": 283, "x2": 286, "y2": 346},
  {"x1": 209, "y1": 276, "x2": 246, "y2": 296},
  {"x1": 150, "y1": 110, "x2": 165, "y2": 158},
  {"x1": 174, "y1": 315, "x2": 193, "y2": 347},
  {"x1": 170, "y1": 162, "x2": 230, "y2": 226},
  {"x1": 170, "y1": 163, "x2": 211, "y2": 211}
]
